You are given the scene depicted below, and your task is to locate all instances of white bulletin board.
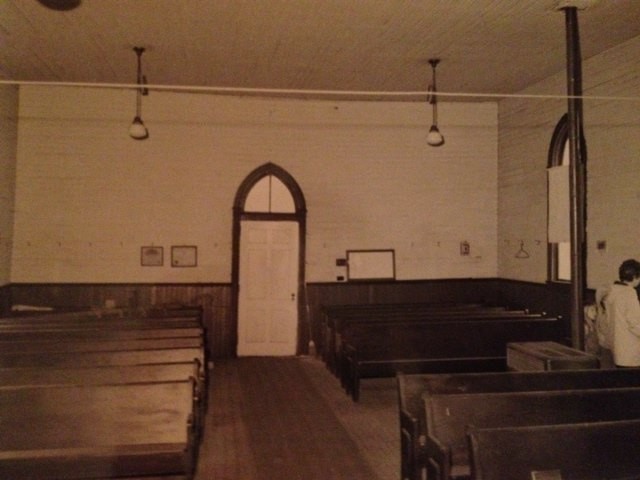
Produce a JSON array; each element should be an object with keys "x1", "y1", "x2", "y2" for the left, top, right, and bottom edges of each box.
[{"x1": 346, "y1": 249, "x2": 395, "y2": 281}]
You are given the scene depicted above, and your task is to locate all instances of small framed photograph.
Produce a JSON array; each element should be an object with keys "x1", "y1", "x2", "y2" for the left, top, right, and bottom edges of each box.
[
  {"x1": 171, "y1": 245, "x2": 197, "y2": 267},
  {"x1": 140, "y1": 246, "x2": 163, "y2": 267}
]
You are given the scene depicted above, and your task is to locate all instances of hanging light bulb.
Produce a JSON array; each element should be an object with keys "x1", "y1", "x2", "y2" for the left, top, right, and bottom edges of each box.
[
  {"x1": 426, "y1": 58, "x2": 445, "y2": 147},
  {"x1": 36, "y1": 0, "x2": 81, "y2": 10},
  {"x1": 129, "y1": 47, "x2": 149, "y2": 140}
]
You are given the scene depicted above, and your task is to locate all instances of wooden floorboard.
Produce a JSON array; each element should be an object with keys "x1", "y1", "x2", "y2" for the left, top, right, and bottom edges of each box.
[{"x1": 195, "y1": 356, "x2": 398, "y2": 480}]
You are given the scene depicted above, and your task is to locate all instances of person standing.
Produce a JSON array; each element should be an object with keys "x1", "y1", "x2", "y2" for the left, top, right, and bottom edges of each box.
[{"x1": 603, "y1": 259, "x2": 640, "y2": 368}]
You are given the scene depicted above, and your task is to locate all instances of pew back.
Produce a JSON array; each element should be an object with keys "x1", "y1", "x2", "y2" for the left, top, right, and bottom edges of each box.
[
  {"x1": 327, "y1": 310, "x2": 535, "y2": 362},
  {"x1": 0, "y1": 326, "x2": 203, "y2": 341},
  {"x1": 399, "y1": 366, "x2": 640, "y2": 451},
  {"x1": 0, "y1": 336, "x2": 203, "y2": 354},
  {"x1": 398, "y1": 368, "x2": 640, "y2": 480},
  {"x1": 0, "y1": 361, "x2": 200, "y2": 389},
  {"x1": 425, "y1": 387, "x2": 640, "y2": 480},
  {"x1": 344, "y1": 317, "x2": 562, "y2": 401},
  {"x1": 0, "y1": 346, "x2": 204, "y2": 369},
  {"x1": 0, "y1": 317, "x2": 202, "y2": 331},
  {"x1": 467, "y1": 419, "x2": 640, "y2": 480},
  {"x1": 321, "y1": 303, "x2": 531, "y2": 369},
  {"x1": 346, "y1": 317, "x2": 558, "y2": 359}
]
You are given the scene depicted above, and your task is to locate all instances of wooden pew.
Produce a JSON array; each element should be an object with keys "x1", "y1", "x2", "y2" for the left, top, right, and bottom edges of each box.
[
  {"x1": 0, "y1": 306, "x2": 208, "y2": 479},
  {"x1": 0, "y1": 336, "x2": 203, "y2": 354},
  {"x1": 0, "y1": 361, "x2": 200, "y2": 389},
  {"x1": 0, "y1": 316, "x2": 202, "y2": 330},
  {"x1": 397, "y1": 368, "x2": 640, "y2": 480},
  {"x1": 0, "y1": 314, "x2": 207, "y2": 351},
  {"x1": 323, "y1": 306, "x2": 533, "y2": 373},
  {"x1": 467, "y1": 419, "x2": 640, "y2": 480},
  {"x1": 326, "y1": 310, "x2": 540, "y2": 377},
  {"x1": 0, "y1": 316, "x2": 209, "y2": 368},
  {"x1": 320, "y1": 302, "x2": 490, "y2": 358},
  {"x1": 0, "y1": 380, "x2": 199, "y2": 480},
  {"x1": 0, "y1": 346, "x2": 205, "y2": 370},
  {"x1": 424, "y1": 387, "x2": 640, "y2": 480},
  {"x1": 0, "y1": 344, "x2": 209, "y2": 428},
  {"x1": 0, "y1": 306, "x2": 204, "y2": 332},
  {"x1": 5, "y1": 305, "x2": 202, "y2": 322},
  {"x1": 0, "y1": 325, "x2": 204, "y2": 341},
  {"x1": 342, "y1": 316, "x2": 562, "y2": 401},
  {"x1": 0, "y1": 361, "x2": 207, "y2": 438}
]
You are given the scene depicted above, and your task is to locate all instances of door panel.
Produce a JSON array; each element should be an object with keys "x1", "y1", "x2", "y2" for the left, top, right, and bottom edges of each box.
[{"x1": 238, "y1": 221, "x2": 299, "y2": 356}]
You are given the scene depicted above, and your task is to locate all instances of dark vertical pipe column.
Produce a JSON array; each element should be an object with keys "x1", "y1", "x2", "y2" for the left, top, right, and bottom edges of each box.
[{"x1": 564, "y1": 6, "x2": 587, "y2": 349}]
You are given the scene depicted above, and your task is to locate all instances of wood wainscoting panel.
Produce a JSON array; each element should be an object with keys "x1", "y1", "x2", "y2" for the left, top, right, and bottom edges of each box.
[{"x1": 7, "y1": 278, "x2": 575, "y2": 359}]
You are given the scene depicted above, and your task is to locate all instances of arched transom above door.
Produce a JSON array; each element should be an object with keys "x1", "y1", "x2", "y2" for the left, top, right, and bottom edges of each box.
[
  {"x1": 244, "y1": 175, "x2": 295, "y2": 213},
  {"x1": 234, "y1": 162, "x2": 307, "y2": 216}
]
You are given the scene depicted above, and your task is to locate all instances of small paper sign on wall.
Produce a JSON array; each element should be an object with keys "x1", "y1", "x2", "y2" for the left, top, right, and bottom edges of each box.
[{"x1": 171, "y1": 245, "x2": 197, "y2": 267}]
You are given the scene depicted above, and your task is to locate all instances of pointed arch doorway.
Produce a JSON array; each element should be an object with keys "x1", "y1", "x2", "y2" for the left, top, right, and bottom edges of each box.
[{"x1": 232, "y1": 163, "x2": 307, "y2": 356}]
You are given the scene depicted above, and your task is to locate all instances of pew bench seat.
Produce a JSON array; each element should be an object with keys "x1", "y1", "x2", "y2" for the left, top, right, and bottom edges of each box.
[{"x1": 0, "y1": 380, "x2": 199, "y2": 480}]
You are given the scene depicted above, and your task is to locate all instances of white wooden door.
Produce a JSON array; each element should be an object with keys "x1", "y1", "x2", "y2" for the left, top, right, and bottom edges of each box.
[{"x1": 237, "y1": 221, "x2": 299, "y2": 356}]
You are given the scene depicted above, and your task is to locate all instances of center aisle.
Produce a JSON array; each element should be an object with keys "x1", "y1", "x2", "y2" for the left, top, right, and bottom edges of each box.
[{"x1": 195, "y1": 356, "x2": 398, "y2": 480}]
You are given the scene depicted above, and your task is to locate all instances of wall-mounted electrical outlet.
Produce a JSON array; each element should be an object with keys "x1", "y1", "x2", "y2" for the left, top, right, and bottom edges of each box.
[{"x1": 460, "y1": 241, "x2": 470, "y2": 256}]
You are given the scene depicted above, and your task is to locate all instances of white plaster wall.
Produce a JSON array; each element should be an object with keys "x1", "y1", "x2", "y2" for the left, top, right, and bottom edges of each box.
[
  {"x1": 0, "y1": 85, "x2": 18, "y2": 286},
  {"x1": 498, "y1": 34, "x2": 640, "y2": 287},
  {"x1": 13, "y1": 85, "x2": 497, "y2": 283}
]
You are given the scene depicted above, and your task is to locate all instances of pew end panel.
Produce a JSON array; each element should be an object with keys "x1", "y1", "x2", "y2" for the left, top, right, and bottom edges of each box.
[
  {"x1": 424, "y1": 390, "x2": 473, "y2": 480},
  {"x1": 397, "y1": 374, "x2": 429, "y2": 480}
]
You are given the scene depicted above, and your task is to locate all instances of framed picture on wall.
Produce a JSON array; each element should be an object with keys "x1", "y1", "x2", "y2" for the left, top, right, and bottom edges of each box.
[
  {"x1": 171, "y1": 245, "x2": 197, "y2": 267},
  {"x1": 140, "y1": 246, "x2": 163, "y2": 266}
]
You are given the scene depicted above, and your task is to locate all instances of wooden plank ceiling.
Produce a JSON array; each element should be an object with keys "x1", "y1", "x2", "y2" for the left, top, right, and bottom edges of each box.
[{"x1": 1, "y1": 0, "x2": 640, "y2": 100}]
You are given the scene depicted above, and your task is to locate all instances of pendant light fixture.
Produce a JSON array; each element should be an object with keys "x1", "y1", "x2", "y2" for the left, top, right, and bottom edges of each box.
[
  {"x1": 129, "y1": 46, "x2": 149, "y2": 140},
  {"x1": 426, "y1": 58, "x2": 445, "y2": 147},
  {"x1": 37, "y1": 0, "x2": 81, "y2": 10}
]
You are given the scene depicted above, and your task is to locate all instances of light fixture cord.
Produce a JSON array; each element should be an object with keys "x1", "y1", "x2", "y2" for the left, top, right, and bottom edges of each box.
[
  {"x1": 134, "y1": 47, "x2": 144, "y2": 117},
  {"x1": 432, "y1": 95, "x2": 439, "y2": 125},
  {"x1": 430, "y1": 60, "x2": 439, "y2": 125}
]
